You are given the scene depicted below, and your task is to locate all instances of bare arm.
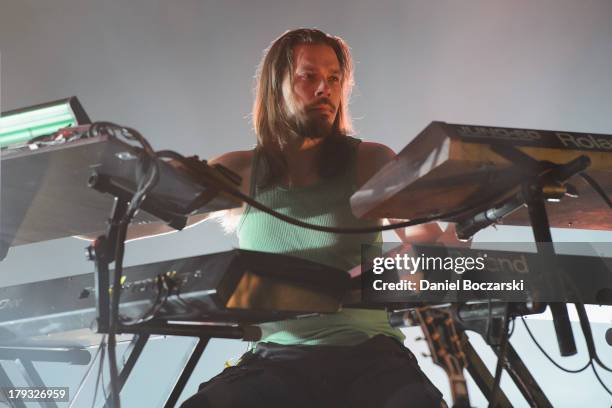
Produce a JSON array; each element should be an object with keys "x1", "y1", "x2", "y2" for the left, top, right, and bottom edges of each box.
[
  {"x1": 74, "y1": 150, "x2": 253, "y2": 242},
  {"x1": 356, "y1": 142, "x2": 464, "y2": 245},
  {"x1": 73, "y1": 212, "x2": 211, "y2": 243}
]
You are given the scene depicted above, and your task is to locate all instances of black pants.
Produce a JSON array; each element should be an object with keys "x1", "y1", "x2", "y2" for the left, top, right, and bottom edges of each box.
[{"x1": 181, "y1": 335, "x2": 445, "y2": 408}]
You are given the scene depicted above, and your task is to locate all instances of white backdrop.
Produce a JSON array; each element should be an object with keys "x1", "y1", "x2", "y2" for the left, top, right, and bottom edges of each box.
[{"x1": 1, "y1": 1, "x2": 611, "y2": 406}]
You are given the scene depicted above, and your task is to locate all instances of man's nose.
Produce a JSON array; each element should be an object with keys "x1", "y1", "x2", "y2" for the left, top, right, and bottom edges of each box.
[{"x1": 315, "y1": 79, "x2": 331, "y2": 97}]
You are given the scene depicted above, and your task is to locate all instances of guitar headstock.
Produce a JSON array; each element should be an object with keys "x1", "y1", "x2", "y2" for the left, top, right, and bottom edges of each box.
[
  {"x1": 413, "y1": 306, "x2": 467, "y2": 371},
  {"x1": 409, "y1": 306, "x2": 470, "y2": 407}
]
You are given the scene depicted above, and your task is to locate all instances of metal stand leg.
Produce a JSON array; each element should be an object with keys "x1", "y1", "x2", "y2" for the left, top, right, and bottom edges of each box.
[
  {"x1": 103, "y1": 334, "x2": 149, "y2": 408},
  {"x1": 14, "y1": 359, "x2": 58, "y2": 408},
  {"x1": 0, "y1": 347, "x2": 91, "y2": 408},
  {"x1": 0, "y1": 347, "x2": 90, "y2": 365},
  {"x1": 69, "y1": 342, "x2": 106, "y2": 408},
  {"x1": 493, "y1": 343, "x2": 552, "y2": 408},
  {"x1": 463, "y1": 340, "x2": 512, "y2": 408},
  {"x1": 164, "y1": 337, "x2": 210, "y2": 408},
  {"x1": 0, "y1": 363, "x2": 26, "y2": 408},
  {"x1": 523, "y1": 182, "x2": 576, "y2": 357}
]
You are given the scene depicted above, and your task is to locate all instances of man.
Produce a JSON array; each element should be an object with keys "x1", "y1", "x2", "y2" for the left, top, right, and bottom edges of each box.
[{"x1": 180, "y1": 29, "x2": 447, "y2": 407}]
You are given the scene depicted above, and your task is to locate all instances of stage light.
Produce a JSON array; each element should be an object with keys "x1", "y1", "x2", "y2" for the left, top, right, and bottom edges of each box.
[{"x1": 0, "y1": 97, "x2": 90, "y2": 148}]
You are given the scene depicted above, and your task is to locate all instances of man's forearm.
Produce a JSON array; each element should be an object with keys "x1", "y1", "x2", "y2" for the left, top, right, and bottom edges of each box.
[{"x1": 73, "y1": 212, "x2": 211, "y2": 242}]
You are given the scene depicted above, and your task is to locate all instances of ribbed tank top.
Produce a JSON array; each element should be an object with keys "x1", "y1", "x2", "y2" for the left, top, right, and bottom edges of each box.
[{"x1": 237, "y1": 137, "x2": 405, "y2": 346}]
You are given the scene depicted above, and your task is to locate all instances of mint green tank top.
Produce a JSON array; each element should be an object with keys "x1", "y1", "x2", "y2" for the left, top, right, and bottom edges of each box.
[{"x1": 237, "y1": 137, "x2": 405, "y2": 346}]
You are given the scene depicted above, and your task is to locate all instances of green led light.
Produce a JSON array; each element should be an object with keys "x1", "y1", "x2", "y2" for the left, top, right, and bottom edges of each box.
[{"x1": 0, "y1": 102, "x2": 77, "y2": 147}]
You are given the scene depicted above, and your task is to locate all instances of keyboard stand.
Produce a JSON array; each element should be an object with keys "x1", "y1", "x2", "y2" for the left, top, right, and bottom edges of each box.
[{"x1": 0, "y1": 345, "x2": 91, "y2": 408}]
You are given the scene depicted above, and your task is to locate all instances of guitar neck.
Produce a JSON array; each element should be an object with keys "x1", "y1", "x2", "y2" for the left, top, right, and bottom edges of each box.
[{"x1": 444, "y1": 355, "x2": 470, "y2": 408}]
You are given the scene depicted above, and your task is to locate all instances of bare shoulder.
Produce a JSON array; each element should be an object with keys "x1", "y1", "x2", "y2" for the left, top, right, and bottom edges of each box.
[
  {"x1": 356, "y1": 141, "x2": 396, "y2": 186},
  {"x1": 209, "y1": 149, "x2": 254, "y2": 173},
  {"x1": 358, "y1": 141, "x2": 396, "y2": 160}
]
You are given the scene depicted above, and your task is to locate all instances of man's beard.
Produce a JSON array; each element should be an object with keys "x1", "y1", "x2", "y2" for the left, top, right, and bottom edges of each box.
[
  {"x1": 287, "y1": 101, "x2": 336, "y2": 141},
  {"x1": 293, "y1": 113, "x2": 332, "y2": 140}
]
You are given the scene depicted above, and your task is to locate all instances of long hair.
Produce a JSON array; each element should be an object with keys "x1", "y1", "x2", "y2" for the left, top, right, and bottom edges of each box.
[{"x1": 252, "y1": 28, "x2": 355, "y2": 186}]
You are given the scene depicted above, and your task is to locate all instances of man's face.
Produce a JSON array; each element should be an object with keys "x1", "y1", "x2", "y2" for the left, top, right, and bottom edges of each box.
[{"x1": 282, "y1": 44, "x2": 342, "y2": 140}]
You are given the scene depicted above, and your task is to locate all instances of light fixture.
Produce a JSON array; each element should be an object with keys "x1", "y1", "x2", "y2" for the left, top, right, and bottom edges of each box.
[{"x1": 0, "y1": 97, "x2": 91, "y2": 148}]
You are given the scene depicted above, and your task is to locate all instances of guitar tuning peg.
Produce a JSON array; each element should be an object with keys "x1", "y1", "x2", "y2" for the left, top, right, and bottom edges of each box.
[
  {"x1": 421, "y1": 352, "x2": 431, "y2": 358},
  {"x1": 415, "y1": 336, "x2": 424, "y2": 341}
]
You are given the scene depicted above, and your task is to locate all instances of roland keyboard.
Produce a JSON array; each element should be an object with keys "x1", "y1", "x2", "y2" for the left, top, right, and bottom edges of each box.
[{"x1": 351, "y1": 121, "x2": 612, "y2": 231}]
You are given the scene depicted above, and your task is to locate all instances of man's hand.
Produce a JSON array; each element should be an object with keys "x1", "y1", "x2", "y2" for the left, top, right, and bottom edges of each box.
[
  {"x1": 390, "y1": 220, "x2": 443, "y2": 243},
  {"x1": 435, "y1": 223, "x2": 472, "y2": 247}
]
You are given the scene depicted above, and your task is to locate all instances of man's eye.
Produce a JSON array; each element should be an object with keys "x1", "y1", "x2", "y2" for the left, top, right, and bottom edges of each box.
[{"x1": 329, "y1": 76, "x2": 340, "y2": 83}]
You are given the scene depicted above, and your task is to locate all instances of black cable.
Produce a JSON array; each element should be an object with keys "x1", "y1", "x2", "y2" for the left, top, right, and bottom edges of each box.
[
  {"x1": 108, "y1": 221, "x2": 128, "y2": 408},
  {"x1": 228, "y1": 186, "x2": 483, "y2": 234},
  {"x1": 168, "y1": 275, "x2": 212, "y2": 319},
  {"x1": 174, "y1": 294, "x2": 199, "y2": 316},
  {"x1": 580, "y1": 173, "x2": 612, "y2": 208},
  {"x1": 120, "y1": 271, "x2": 187, "y2": 327},
  {"x1": 89, "y1": 123, "x2": 160, "y2": 225},
  {"x1": 153, "y1": 275, "x2": 173, "y2": 318},
  {"x1": 168, "y1": 147, "x2": 612, "y2": 237},
  {"x1": 119, "y1": 274, "x2": 167, "y2": 326},
  {"x1": 556, "y1": 269, "x2": 612, "y2": 374},
  {"x1": 106, "y1": 124, "x2": 612, "y2": 401},
  {"x1": 507, "y1": 316, "x2": 516, "y2": 338},
  {"x1": 591, "y1": 363, "x2": 612, "y2": 397},
  {"x1": 574, "y1": 302, "x2": 612, "y2": 373},
  {"x1": 555, "y1": 264, "x2": 612, "y2": 374},
  {"x1": 69, "y1": 339, "x2": 105, "y2": 408},
  {"x1": 575, "y1": 171, "x2": 612, "y2": 375},
  {"x1": 101, "y1": 346, "x2": 108, "y2": 402},
  {"x1": 164, "y1": 274, "x2": 202, "y2": 316},
  {"x1": 116, "y1": 126, "x2": 160, "y2": 224},
  {"x1": 521, "y1": 284, "x2": 612, "y2": 396},
  {"x1": 161, "y1": 148, "x2": 501, "y2": 235},
  {"x1": 174, "y1": 287, "x2": 207, "y2": 317},
  {"x1": 520, "y1": 316, "x2": 590, "y2": 373},
  {"x1": 91, "y1": 336, "x2": 107, "y2": 408},
  {"x1": 89, "y1": 122, "x2": 162, "y2": 408},
  {"x1": 489, "y1": 304, "x2": 510, "y2": 408},
  {"x1": 92, "y1": 128, "x2": 612, "y2": 238},
  {"x1": 556, "y1": 171, "x2": 612, "y2": 375},
  {"x1": 107, "y1": 166, "x2": 160, "y2": 407},
  {"x1": 84, "y1": 123, "x2": 469, "y2": 408}
]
